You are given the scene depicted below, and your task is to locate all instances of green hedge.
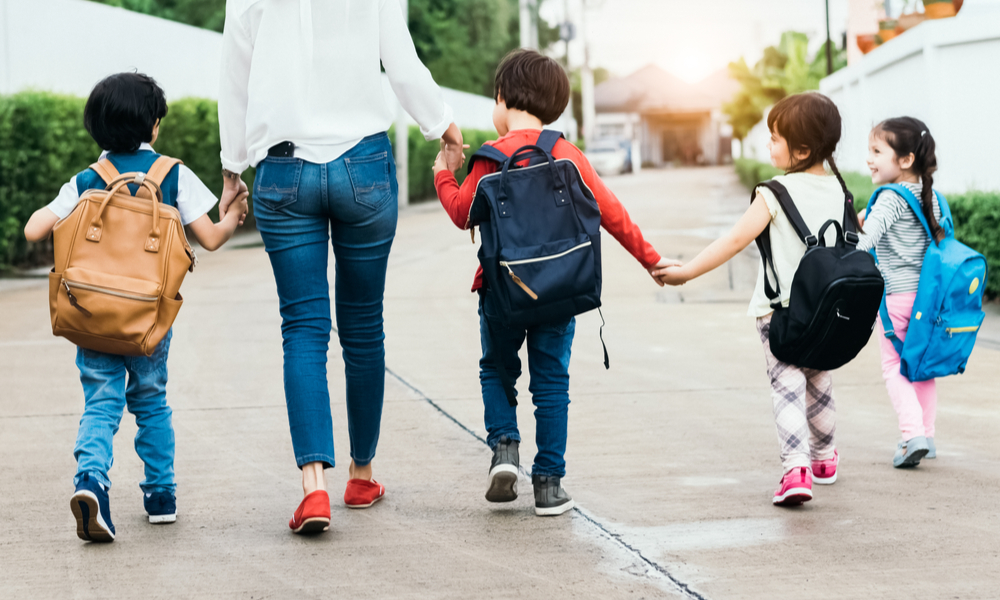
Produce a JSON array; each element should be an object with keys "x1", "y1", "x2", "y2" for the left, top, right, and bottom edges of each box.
[
  {"x1": 734, "y1": 158, "x2": 1000, "y2": 298},
  {"x1": 0, "y1": 91, "x2": 496, "y2": 269}
]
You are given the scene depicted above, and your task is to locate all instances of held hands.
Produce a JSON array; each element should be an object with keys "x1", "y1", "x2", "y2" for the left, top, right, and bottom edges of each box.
[
  {"x1": 440, "y1": 122, "x2": 470, "y2": 173},
  {"x1": 220, "y1": 176, "x2": 249, "y2": 226},
  {"x1": 654, "y1": 265, "x2": 690, "y2": 287},
  {"x1": 647, "y1": 257, "x2": 684, "y2": 287}
]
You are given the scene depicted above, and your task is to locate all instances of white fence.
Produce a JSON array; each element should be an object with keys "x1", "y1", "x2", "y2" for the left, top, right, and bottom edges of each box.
[{"x1": 820, "y1": 3, "x2": 1000, "y2": 193}]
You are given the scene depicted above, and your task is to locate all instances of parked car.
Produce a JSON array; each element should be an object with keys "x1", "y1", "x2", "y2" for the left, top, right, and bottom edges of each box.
[{"x1": 585, "y1": 138, "x2": 632, "y2": 176}]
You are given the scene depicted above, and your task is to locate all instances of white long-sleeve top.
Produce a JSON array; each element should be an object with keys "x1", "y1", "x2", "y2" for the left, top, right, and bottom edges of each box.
[{"x1": 219, "y1": 0, "x2": 454, "y2": 173}]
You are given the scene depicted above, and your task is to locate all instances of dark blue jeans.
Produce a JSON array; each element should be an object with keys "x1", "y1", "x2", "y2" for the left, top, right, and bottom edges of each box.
[
  {"x1": 254, "y1": 133, "x2": 397, "y2": 469},
  {"x1": 479, "y1": 291, "x2": 575, "y2": 478}
]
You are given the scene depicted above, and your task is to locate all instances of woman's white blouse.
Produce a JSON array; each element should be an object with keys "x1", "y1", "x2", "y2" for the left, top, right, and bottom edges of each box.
[{"x1": 219, "y1": 0, "x2": 455, "y2": 173}]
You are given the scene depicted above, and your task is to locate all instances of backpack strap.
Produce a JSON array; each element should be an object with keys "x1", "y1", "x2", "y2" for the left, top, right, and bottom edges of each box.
[
  {"x1": 751, "y1": 180, "x2": 816, "y2": 306},
  {"x1": 467, "y1": 144, "x2": 510, "y2": 174},
  {"x1": 536, "y1": 129, "x2": 564, "y2": 155},
  {"x1": 89, "y1": 159, "x2": 121, "y2": 185},
  {"x1": 758, "y1": 181, "x2": 817, "y2": 246},
  {"x1": 145, "y1": 156, "x2": 183, "y2": 187}
]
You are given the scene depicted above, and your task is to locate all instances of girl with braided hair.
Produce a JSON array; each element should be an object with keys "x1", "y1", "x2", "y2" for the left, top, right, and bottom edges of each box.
[
  {"x1": 857, "y1": 117, "x2": 944, "y2": 469},
  {"x1": 656, "y1": 92, "x2": 859, "y2": 506}
]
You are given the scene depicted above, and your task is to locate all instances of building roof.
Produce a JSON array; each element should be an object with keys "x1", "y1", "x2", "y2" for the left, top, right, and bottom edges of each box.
[{"x1": 594, "y1": 64, "x2": 739, "y2": 115}]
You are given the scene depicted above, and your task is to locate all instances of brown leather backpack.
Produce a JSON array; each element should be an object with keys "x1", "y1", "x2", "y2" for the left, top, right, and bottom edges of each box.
[{"x1": 49, "y1": 156, "x2": 197, "y2": 356}]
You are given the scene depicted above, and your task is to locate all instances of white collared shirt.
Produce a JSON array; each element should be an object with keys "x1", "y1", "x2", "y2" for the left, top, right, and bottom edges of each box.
[
  {"x1": 46, "y1": 143, "x2": 219, "y2": 226},
  {"x1": 218, "y1": 0, "x2": 454, "y2": 173}
]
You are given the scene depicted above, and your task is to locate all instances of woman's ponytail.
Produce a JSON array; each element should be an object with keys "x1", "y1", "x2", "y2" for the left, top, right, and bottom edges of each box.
[{"x1": 874, "y1": 117, "x2": 945, "y2": 242}]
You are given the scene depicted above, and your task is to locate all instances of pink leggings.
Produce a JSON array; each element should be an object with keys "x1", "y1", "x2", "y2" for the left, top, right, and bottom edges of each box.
[{"x1": 876, "y1": 292, "x2": 937, "y2": 439}]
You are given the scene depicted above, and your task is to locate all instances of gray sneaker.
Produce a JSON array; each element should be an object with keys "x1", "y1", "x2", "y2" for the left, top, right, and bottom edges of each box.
[
  {"x1": 926, "y1": 437, "x2": 936, "y2": 459},
  {"x1": 893, "y1": 436, "x2": 930, "y2": 468},
  {"x1": 486, "y1": 435, "x2": 519, "y2": 503},
  {"x1": 532, "y1": 474, "x2": 575, "y2": 516}
]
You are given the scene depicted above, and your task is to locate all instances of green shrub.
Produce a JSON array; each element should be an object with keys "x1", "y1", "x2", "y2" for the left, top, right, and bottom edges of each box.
[
  {"x1": 0, "y1": 92, "x2": 99, "y2": 267},
  {"x1": 733, "y1": 158, "x2": 783, "y2": 191},
  {"x1": 950, "y1": 191, "x2": 1000, "y2": 299}
]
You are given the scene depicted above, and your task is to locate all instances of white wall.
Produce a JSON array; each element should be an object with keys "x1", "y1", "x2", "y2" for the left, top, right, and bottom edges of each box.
[
  {"x1": 0, "y1": 0, "x2": 503, "y2": 132},
  {"x1": 821, "y1": 3, "x2": 1000, "y2": 193}
]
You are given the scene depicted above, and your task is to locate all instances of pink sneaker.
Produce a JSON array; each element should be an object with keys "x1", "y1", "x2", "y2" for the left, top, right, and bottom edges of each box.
[
  {"x1": 811, "y1": 450, "x2": 839, "y2": 485},
  {"x1": 772, "y1": 467, "x2": 813, "y2": 506}
]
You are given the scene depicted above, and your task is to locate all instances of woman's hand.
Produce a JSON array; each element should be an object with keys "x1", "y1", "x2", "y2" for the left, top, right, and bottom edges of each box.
[
  {"x1": 220, "y1": 175, "x2": 249, "y2": 225},
  {"x1": 441, "y1": 123, "x2": 469, "y2": 172}
]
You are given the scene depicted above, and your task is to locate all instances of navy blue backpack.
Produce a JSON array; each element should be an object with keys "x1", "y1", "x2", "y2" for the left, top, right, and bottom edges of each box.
[{"x1": 468, "y1": 130, "x2": 605, "y2": 404}]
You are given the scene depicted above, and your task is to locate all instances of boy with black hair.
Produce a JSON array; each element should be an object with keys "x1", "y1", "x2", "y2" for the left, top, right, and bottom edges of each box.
[
  {"x1": 24, "y1": 72, "x2": 248, "y2": 542},
  {"x1": 433, "y1": 49, "x2": 675, "y2": 516}
]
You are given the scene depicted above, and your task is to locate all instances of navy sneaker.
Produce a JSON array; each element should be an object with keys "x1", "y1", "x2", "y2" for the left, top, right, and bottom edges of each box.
[
  {"x1": 144, "y1": 491, "x2": 177, "y2": 524},
  {"x1": 70, "y1": 474, "x2": 115, "y2": 542}
]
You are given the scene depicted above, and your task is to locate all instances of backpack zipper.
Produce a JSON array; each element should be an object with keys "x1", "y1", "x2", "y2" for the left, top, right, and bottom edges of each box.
[
  {"x1": 946, "y1": 326, "x2": 979, "y2": 336},
  {"x1": 498, "y1": 241, "x2": 592, "y2": 301},
  {"x1": 62, "y1": 278, "x2": 157, "y2": 316}
]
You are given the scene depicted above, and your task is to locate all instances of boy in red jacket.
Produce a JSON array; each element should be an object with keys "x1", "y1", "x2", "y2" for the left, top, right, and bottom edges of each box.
[{"x1": 433, "y1": 49, "x2": 674, "y2": 516}]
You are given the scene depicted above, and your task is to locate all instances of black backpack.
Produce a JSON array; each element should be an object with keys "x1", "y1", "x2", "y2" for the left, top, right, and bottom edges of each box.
[
  {"x1": 753, "y1": 180, "x2": 884, "y2": 371},
  {"x1": 468, "y1": 130, "x2": 605, "y2": 405}
]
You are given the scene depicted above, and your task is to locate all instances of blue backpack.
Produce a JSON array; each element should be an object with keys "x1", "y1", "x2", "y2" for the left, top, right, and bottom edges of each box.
[
  {"x1": 865, "y1": 184, "x2": 988, "y2": 381},
  {"x1": 468, "y1": 130, "x2": 604, "y2": 405}
]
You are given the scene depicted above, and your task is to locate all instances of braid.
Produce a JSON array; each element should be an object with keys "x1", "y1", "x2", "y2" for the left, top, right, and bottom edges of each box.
[
  {"x1": 915, "y1": 132, "x2": 945, "y2": 242},
  {"x1": 827, "y1": 155, "x2": 863, "y2": 233}
]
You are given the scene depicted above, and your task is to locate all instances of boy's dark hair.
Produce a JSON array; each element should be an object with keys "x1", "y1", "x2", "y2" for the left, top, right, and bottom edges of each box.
[
  {"x1": 84, "y1": 72, "x2": 168, "y2": 154},
  {"x1": 493, "y1": 49, "x2": 570, "y2": 125},
  {"x1": 768, "y1": 92, "x2": 862, "y2": 232},
  {"x1": 873, "y1": 117, "x2": 944, "y2": 242}
]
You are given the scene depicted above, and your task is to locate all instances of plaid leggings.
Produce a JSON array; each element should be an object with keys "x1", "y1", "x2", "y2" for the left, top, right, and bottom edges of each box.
[{"x1": 757, "y1": 315, "x2": 837, "y2": 471}]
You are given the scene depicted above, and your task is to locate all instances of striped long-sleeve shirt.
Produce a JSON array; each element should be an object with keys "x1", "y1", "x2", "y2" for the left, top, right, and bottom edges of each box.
[{"x1": 858, "y1": 181, "x2": 941, "y2": 295}]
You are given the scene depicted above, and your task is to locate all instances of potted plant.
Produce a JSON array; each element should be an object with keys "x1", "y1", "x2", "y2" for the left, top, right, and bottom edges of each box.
[
  {"x1": 877, "y1": 18, "x2": 899, "y2": 42},
  {"x1": 923, "y1": 0, "x2": 957, "y2": 19},
  {"x1": 897, "y1": 1, "x2": 927, "y2": 33},
  {"x1": 857, "y1": 33, "x2": 878, "y2": 54}
]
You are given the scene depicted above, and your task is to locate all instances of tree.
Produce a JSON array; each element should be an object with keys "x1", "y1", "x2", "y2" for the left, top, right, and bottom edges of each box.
[{"x1": 723, "y1": 31, "x2": 847, "y2": 142}]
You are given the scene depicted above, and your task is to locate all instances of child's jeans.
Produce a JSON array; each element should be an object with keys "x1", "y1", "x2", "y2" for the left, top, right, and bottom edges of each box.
[
  {"x1": 876, "y1": 292, "x2": 937, "y2": 440},
  {"x1": 479, "y1": 291, "x2": 575, "y2": 478},
  {"x1": 73, "y1": 330, "x2": 175, "y2": 494},
  {"x1": 757, "y1": 315, "x2": 837, "y2": 472}
]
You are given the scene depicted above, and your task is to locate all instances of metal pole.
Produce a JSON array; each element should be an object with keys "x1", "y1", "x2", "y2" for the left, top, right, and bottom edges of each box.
[
  {"x1": 580, "y1": 0, "x2": 595, "y2": 149},
  {"x1": 395, "y1": 0, "x2": 410, "y2": 207},
  {"x1": 825, "y1": 0, "x2": 834, "y2": 75},
  {"x1": 520, "y1": 0, "x2": 538, "y2": 49}
]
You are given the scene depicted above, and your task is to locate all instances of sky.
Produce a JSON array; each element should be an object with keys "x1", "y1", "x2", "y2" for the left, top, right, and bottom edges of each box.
[{"x1": 541, "y1": 0, "x2": 851, "y2": 83}]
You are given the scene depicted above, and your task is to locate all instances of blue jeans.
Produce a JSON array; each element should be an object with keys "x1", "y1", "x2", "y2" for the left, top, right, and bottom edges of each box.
[
  {"x1": 74, "y1": 330, "x2": 175, "y2": 494},
  {"x1": 479, "y1": 292, "x2": 575, "y2": 478},
  {"x1": 253, "y1": 133, "x2": 397, "y2": 469}
]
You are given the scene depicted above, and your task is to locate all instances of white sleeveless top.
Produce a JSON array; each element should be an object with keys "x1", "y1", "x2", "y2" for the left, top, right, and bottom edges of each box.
[{"x1": 748, "y1": 172, "x2": 850, "y2": 318}]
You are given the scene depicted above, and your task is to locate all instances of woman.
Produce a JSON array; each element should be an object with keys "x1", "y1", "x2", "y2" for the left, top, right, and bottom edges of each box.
[{"x1": 217, "y1": 0, "x2": 464, "y2": 534}]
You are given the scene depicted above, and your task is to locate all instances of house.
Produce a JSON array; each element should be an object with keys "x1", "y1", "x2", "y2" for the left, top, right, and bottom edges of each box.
[{"x1": 593, "y1": 65, "x2": 738, "y2": 167}]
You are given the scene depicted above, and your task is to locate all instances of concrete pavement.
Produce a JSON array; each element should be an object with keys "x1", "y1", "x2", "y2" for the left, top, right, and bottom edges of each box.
[{"x1": 1, "y1": 166, "x2": 998, "y2": 599}]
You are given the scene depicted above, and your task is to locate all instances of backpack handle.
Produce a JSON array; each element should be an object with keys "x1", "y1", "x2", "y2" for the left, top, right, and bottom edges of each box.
[
  {"x1": 498, "y1": 144, "x2": 566, "y2": 204},
  {"x1": 86, "y1": 176, "x2": 165, "y2": 253}
]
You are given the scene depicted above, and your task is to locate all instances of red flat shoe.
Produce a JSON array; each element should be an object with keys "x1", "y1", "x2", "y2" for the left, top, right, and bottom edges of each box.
[
  {"x1": 344, "y1": 479, "x2": 385, "y2": 509},
  {"x1": 289, "y1": 490, "x2": 331, "y2": 534}
]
